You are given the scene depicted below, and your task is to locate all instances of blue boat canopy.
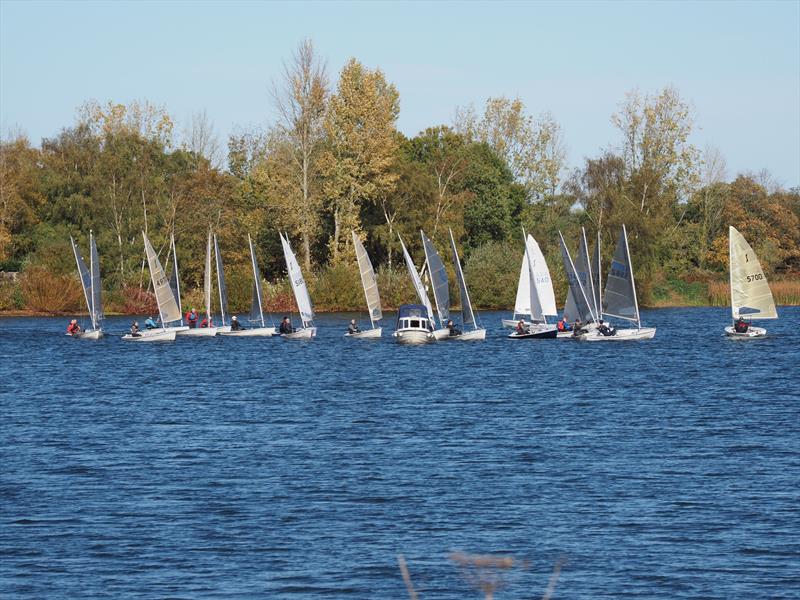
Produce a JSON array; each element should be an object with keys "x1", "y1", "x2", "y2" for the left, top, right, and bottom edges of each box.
[{"x1": 397, "y1": 304, "x2": 430, "y2": 319}]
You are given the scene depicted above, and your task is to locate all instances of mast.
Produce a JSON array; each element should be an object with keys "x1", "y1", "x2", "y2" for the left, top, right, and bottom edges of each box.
[
  {"x1": 213, "y1": 233, "x2": 227, "y2": 326},
  {"x1": 89, "y1": 231, "x2": 97, "y2": 330},
  {"x1": 622, "y1": 224, "x2": 641, "y2": 329},
  {"x1": 594, "y1": 230, "x2": 603, "y2": 320},
  {"x1": 204, "y1": 229, "x2": 213, "y2": 323},
  {"x1": 170, "y1": 233, "x2": 183, "y2": 324},
  {"x1": 248, "y1": 233, "x2": 265, "y2": 327},
  {"x1": 71, "y1": 236, "x2": 92, "y2": 324},
  {"x1": 728, "y1": 226, "x2": 735, "y2": 324},
  {"x1": 449, "y1": 228, "x2": 475, "y2": 329}
]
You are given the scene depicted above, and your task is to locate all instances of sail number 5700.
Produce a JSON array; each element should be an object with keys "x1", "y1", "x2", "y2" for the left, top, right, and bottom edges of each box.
[{"x1": 746, "y1": 273, "x2": 764, "y2": 283}]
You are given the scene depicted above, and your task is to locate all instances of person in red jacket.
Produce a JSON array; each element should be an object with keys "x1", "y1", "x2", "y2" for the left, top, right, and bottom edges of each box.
[
  {"x1": 186, "y1": 308, "x2": 198, "y2": 328},
  {"x1": 66, "y1": 319, "x2": 81, "y2": 335}
]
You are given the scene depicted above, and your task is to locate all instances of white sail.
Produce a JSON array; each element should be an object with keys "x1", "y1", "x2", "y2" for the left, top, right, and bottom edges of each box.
[
  {"x1": 449, "y1": 229, "x2": 476, "y2": 327},
  {"x1": 399, "y1": 235, "x2": 435, "y2": 323},
  {"x1": 70, "y1": 236, "x2": 93, "y2": 323},
  {"x1": 213, "y1": 234, "x2": 228, "y2": 326},
  {"x1": 203, "y1": 230, "x2": 213, "y2": 321},
  {"x1": 143, "y1": 232, "x2": 182, "y2": 324},
  {"x1": 729, "y1": 226, "x2": 777, "y2": 320},
  {"x1": 602, "y1": 225, "x2": 640, "y2": 326},
  {"x1": 168, "y1": 234, "x2": 183, "y2": 322},
  {"x1": 559, "y1": 231, "x2": 597, "y2": 324},
  {"x1": 513, "y1": 250, "x2": 532, "y2": 317},
  {"x1": 525, "y1": 233, "x2": 557, "y2": 318},
  {"x1": 522, "y1": 231, "x2": 544, "y2": 322},
  {"x1": 280, "y1": 233, "x2": 314, "y2": 326},
  {"x1": 591, "y1": 231, "x2": 602, "y2": 318},
  {"x1": 248, "y1": 233, "x2": 266, "y2": 327},
  {"x1": 421, "y1": 231, "x2": 450, "y2": 324},
  {"x1": 352, "y1": 231, "x2": 382, "y2": 326},
  {"x1": 89, "y1": 232, "x2": 103, "y2": 329}
]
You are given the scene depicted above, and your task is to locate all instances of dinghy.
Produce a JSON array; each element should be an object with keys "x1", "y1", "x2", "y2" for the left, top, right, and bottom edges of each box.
[
  {"x1": 421, "y1": 230, "x2": 452, "y2": 340},
  {"x1": 220, "y1": 234, "x2": 277, "y2": 337},
  {"x1": 279, "y1": 232, "x2": 317, "y2": 339},
  {"x1": 561, "y1": 228, "x2": 602, "y2": 337},
  {"x1": 447, "y1": 229, "x2": 486, "y2": 340},
  {"x1": 395, "y1": 235, "x2": 436, "y2": 343},
  {"x1": 168, "y1": 233, "x2": 216, "y2": 337},
  {"x1": 508, "y1": 230, "x2": 558, "y2": 339},
  {"x1": 69, "y1": 232, "x2": 104, "y2": 339},
  {"x1": 210, "y1": 234, "x2": 233, "y2": 334},
  {"x1": 393, "y1": 304, "x2": 435, "y2": 344},
  {"x1": 502, "y1": 249, "x2": 534, "y2": 329},
  {"x1": 347, "y1": 231, "x2": 382, "y2": 338},
  {"x1": 123, "y1": 232, "x2": 181, "y2": 342},
  {"x1": 579, "y1": 225, "x2": 656, "y2": 341},
  {"x1": 724, "y1": 226, "x2": 777, "y2": 338}
]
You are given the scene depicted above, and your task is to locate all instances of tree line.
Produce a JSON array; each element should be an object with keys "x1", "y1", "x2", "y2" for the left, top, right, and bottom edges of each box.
[{"x1": 1, "y1": 40, "x2": 798, "y2": 313}]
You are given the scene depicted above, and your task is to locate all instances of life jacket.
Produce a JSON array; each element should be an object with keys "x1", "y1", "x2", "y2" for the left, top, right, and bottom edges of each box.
[{"x1": 557, "y1": 320, "x2": 565, "y2": 331}]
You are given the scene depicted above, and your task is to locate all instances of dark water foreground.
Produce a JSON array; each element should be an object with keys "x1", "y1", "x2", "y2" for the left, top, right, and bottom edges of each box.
[{"x1": 1, "y1": 308, "x2": 799, "y2": 599}]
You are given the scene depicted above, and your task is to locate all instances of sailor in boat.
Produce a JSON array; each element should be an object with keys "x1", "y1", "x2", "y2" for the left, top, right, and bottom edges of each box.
[
  {"x1": 347, "y1": 319, "x2": 361, "y2": 334},
  {"x1": 186, "y1": 308, "x2": 198, "y2": 328},
  {"x1": 572, "y1": 319, "x2": 588, "y2": 337},
  {"x1": 66, "y1": 319, "x2": 82, "y2": 335},
  {"x1": 145, "y1": 316, "x2": 158, "y2": 330},
  {"x1": 230, "y1": 315, "x2": 245, "y2": 331},
  {"x1": 130, "y1": 321, "x2": 141, "y2": 337},
  {"x1": 734, "y1": 316, "x2": 750, "y2": 334},
  {"x1": 597, "y1": 319, "x2": 616, "y2": 337},
  {"x1": 556, "y1": 316, "x2": 572, "y2": 333},
  {"x1": 279, "y1": 316, "x2": 294, "y2": 335},
  {"x1": 515, "y1": 319, "x2": 530, "y2": 335},
  {"x1": 200, "y1": 316, "x2": 212, "y2": 328},
  {"x1": 447, "y1": 319, "x2": 462, "y2": 337}
]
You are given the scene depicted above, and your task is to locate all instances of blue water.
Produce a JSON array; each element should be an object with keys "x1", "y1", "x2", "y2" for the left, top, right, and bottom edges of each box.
[{"x1": 1, "y1": 308, "x2": 799, "y2": 599}]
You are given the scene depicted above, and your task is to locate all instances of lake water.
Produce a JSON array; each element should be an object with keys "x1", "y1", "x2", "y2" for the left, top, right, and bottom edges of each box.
[{"x1": 1, "y1": 308, "x2": 798, "y2": 599}]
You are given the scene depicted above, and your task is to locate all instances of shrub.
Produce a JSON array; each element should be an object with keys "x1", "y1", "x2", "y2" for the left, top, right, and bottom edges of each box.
[
  {"x1": 311, "y1": 263, "x2": 363, "y2": 311},
  {"x1": 20, "y1": 266, "x2": 84, "y2": 313},
  {"x1": 118, "y1": 285, "x2": 158, "y2": 315},
  {"x1": 463, "y1": 240, "x2": 519, "y2": 309}
]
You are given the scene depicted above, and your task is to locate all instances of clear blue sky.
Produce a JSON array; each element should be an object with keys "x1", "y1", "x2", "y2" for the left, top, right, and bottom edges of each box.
[{"x1": 2, "y1": 0, "x2": 799, "y2": 187}]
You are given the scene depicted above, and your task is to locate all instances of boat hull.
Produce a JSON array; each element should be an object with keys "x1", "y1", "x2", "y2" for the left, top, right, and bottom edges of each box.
[
  {"x1": 508, "y1": 325, "x2": 558, "y2": 339},
  {"x1": 68, "y1": 329, "x2": 103, "y2": 340},
  {"x1": 724, "y1": 326, "x2": 767, "y2": 338},
  {"x1": 144, "y1": 325, "x2": 190, "y2": 335},
  {"x1": 282, "y1": 327, "x2": 317, "y2": 340},
  {"x1": 579, "y1": 327, "x2": 657, "y2": 341},
  {"x1": 219, "y1": 327, "x2": 277, "y2": 337},
  {"x1": 177, "y1": 327, "x2": 218, "y2": 337},
  {"x1": 122, "y1": 329, "x2": 177, "y2": 342},
  {"x1": 451, "y1": 328, "x2": 486, "y2": 341},
  {"x1": 393, "y1": 328, "x2": 434, "y2": 344},
  {"x1": 502, "y1": 318, "x2": 532, "y2": 329},
  {"x1": 345, "y1": 327, "x2": 382, "y2": 339},
  {"x1": 432, "y1": 328, "x2": 452, "y2": 341}
]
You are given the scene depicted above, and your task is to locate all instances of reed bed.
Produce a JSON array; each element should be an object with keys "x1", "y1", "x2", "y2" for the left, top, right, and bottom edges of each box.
[{"x1": 706, "y1": 280, "x2": 800, "y2": 306}]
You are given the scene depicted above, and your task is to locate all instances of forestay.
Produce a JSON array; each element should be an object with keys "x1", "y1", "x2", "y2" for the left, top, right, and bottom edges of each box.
[
  {"x1": 449, "y1": 229, "x2": 476, "y2": 327},
  {"x1": 559, "y1": 231, "x2": 597, "y2": 324},
  {"x1": 591, "y1": 232, "x2": 602, "y2": 316},
  {"x1": 729, "y1": 226, "x2": 777, "y2": 320},
  {"x1": 513, "y1": 251, "x2": 532, "y2": 317},
  {"x1": 70, "y1": 236, "x2": 92, "y2": 321},
  {"x1": 352, "y1": 231, "x2": 382, "y2": 325},
  {"x1": 143, "y1": 232, "x2": 182, "y2": 324},
  {"x1": 248, "y1": 233, "x2": 266, "y2": 326},
  {"x1": 421, "y1": 231, "x2": 449, "y2": 324},
  {"x1": 564, "y1": 229, "x2": 599, "y2": 323},
  {"x1": 399, "y1": 236, "x2": 435, "y2": 323},
  {"x1": 280, "y1": 233, "x2": 314, "y2": 325},
  {"x1": 602, "y1": 225, "x2": 640, "y2": 326},
  {"x1": 203, "y1": 230, "x2": 213, "y2": 321},
  {"x1": 213, "y1": 234, "x2": 229, "y2": 326},
  {"x1": 525, "y1": 233, "x2": 557, "y2": 319}
]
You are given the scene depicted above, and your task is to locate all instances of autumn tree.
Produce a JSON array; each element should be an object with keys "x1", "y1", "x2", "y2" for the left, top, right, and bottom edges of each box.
[{"x1": 321, "y1": 58, "x2": 399, "y2": 264}]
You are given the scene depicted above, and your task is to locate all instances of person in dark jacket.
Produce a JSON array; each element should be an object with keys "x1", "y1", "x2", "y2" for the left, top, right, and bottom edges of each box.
[
  {"x1": 447, "y1": 319, "x2": 462, "y2": 336},
  {"x1": 734, "y1": 316, "x2": 750, "y2": 333},
  {"x1": 597, "y1": 319, "x2": 616, "y2": 336},
  {"x1": 347, "y1": 319, "x2": 360, "y2": 334},
  {"x1": 230, "y1": 315, "x2": 245, "y2": 331},
  {"x1": 279, "y1": 316, "x2": 294, "y2": 335},
  {"x1": 515, "y1": 319, "x2": 529, "y2": 335},
  {"x1": 130, "y1": 321, "x2": 141, "y2": 337},
  {"x1": 572, "y1": 319, "x2": 588, "y2": 337}
]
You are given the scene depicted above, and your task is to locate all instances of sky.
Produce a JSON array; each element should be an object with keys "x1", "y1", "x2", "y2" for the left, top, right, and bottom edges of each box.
[{"x1": 2, "y1": 0, "x2": 799, "y2": 187}]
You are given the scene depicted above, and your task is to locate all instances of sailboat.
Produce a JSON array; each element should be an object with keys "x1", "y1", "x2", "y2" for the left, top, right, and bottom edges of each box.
[
  {"x1": 724, "y1": 226, "x2": 777, "y2": 338},
  {"x1": 562, "y1": 228, "x2": 601, "y2": 336},
  {"x1": 394, "y1": 235, "x2": 435, "y2": 344},
  {"x1": 169, "y1": 233, "x2": 216, "y2": 337},
  {"x1": 279, "y1": 232, "x2": 317, "y2": 339},
  {"x1": 502, "y1": 249, "x2": 534, "y2": 329},
  {"x1": 508, "y1": 230, "x2": 558, "y2": 339},
  {"x1": 580, "y1": 224, "x2": 656, "y2": 341},
  {"x1": 212, "y1": 233, "x2": 233, "y2": 334},
  {"x1": 421, "y1": 230, "x2": 452, "y2": 340},
  {"x1": 348, "y1": 231, "x2": 382, "y2": 338},
  {"x1": 448, "y1": 229, "x2": 485, "y2": 340},
  {"x1": 219, "y1": 234, "x2": 277, "y2": 336},
  {"x1": 123, "y1": 232, "x2": 181, "y2": 341},
  {"x1": 69, "y1": 232, "x2": 104, "y2": 339}
]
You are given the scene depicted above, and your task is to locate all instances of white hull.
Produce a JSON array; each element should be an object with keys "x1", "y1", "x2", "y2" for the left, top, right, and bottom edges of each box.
[
  {"x1": 67, "y1": 329, "x2": 103, "y2": 340},
  {"x1": 579, "y1": 327, "x2": 657, "y2": 341},
  {"x1": 432, "y1": 327, "x2": 452, "y2": 341},
  {"x1": 219, "y1": 327, "x2": 277, "y2": 337},
  {"x1": 502, "y1": 318, "x2": 531, "y2": 329},
  {"x1": 508, "y1": 324, "x2": 558, "y2": 339},
  {"x1": 177, "y1": 326, "x2": 218, "y2": 337},
  {"x1": 345, "y1": 327, "x2": 382, "y2": 339},
  {"x1": 282, "y1": 327, "x2": 317, "y2": 340},
  {"x1": 122, "y1": 329, "x2": 177, "y2": 342},
  {"x1": 451, "y1": 328, "x2": 486, "y2": 341},
  {"x1": 393, "y1": 328, "x2": 434, "y2": 344},
  {"x1": 724, "y1": 326, "x2": 767, "y2": 338},
  {"x1": 145, "y1": 325, "x2": 190, "y2": 335}
]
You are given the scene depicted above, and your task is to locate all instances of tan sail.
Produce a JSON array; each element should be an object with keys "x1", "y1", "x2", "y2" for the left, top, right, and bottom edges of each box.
[
  {"x1": 143, "y1": 232, "x2": 182, "y2": 324},
  {"x1": 729, "y1": 226, "x2": 777, "y2": 320}
]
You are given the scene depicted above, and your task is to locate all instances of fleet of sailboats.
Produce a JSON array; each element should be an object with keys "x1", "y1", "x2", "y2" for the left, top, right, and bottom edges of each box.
[
  {"x1": 69, "y1": 232, "x2": 104, "y2": 339},
  {"x1": 66, "y1": 223, "x2": 784, "y2": 344},
  {"x1": 725, "y1": 226, "x2": 778, "y2": 338},
  {"x1": 349, "y1": 231, "x2": 383, "y2": 338}
]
